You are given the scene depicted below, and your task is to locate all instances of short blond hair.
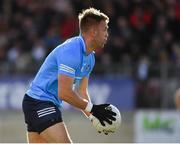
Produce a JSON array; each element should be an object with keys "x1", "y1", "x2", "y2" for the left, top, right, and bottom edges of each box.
[{"x1": 78, "y1": 7, "x2": 109, "y2": 33}]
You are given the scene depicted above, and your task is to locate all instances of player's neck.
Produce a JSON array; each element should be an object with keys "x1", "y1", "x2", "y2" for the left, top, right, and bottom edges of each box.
[{"x1": 81, "y1": 34, "x2": 95, "y2": 55}]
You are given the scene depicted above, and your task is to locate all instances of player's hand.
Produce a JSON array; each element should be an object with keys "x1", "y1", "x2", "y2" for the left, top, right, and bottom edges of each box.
[{"x1": 90, "y1": 104, "x2": 116, "y2": 126}]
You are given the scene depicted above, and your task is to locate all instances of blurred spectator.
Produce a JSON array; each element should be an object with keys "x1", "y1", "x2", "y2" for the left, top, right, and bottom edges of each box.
[
  {"x1": 59, "y1": 12, "x2": 78, "y2": 41},
  {"x1": 174, "y1": 88, "x2": 180, "y2": 110},
  {"x1": 137, "y1": 56, "x2": 149, "y2": 81},
  {"x1": 171, "y1": 43, "x2": 180, "y2": 67},
  {"x1": 7, "y1": 41, "x2": 22, "y2": 63},
  {"x1": 44, "y1": 24, "x2": 61, "y2": 54},
  {"x1": 31, "y1": 38, "x2": 46, "y2": 62}
]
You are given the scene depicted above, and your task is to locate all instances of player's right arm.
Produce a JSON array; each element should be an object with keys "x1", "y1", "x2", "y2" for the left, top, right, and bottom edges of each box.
[
  {"x1": 58, "y1": 74, "x2": 88, "y2": 110},
  {"x1": 58, "y1": 75, "x2": 116, "y2": 126}
]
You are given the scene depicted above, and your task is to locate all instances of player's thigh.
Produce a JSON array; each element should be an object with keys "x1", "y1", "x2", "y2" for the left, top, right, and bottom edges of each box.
[
  {"x1": 40, "y1": 122, "x2": 72, "y2": 143},
  {"x1": 27, "y1": 132, "x2": 47, "y2": 143},
  {"x1": 22, "y1": 94, "x2": 70, "y2": 142}
]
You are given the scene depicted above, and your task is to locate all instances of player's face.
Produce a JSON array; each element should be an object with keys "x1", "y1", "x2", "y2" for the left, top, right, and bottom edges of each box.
[{"x1": 94, "y1": 20, "x2": 108, "y2": 49}]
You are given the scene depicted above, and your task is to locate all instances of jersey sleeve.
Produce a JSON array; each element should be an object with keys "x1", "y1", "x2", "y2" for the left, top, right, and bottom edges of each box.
[{"x1": 56, "y1": 45, "x2": 80, "y2": 78}]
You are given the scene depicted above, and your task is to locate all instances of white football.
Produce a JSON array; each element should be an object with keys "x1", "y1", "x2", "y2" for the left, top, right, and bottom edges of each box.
[{"x1": 89, "y1": 104, "x2": 121, "y2": 134}]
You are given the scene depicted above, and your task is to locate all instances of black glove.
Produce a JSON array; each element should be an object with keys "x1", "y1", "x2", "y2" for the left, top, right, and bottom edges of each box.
[{"x1": 91, "y1": 104, "x2": 116, "y2": 126}]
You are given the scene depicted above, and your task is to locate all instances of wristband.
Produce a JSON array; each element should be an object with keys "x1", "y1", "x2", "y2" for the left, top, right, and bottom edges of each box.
[
  {"x1": 85, "y1": 101, "x2": 93, "y2": 112},
  {"x1": 88, "y1": 114, "x2": 94, "y2": 121},
  {"x1": 89, "y1": 114, "x2": 96, "y2": 123}
]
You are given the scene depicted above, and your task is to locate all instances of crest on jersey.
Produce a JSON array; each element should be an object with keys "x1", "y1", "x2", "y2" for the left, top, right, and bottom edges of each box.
[{"x1": 81, "y1": 64, "x2": 91, "y2": 72}]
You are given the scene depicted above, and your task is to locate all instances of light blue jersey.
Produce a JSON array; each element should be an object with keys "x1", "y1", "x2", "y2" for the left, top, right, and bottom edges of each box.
[{"x1": 26, "y1": 35, "x2": 95, "y2": 107}]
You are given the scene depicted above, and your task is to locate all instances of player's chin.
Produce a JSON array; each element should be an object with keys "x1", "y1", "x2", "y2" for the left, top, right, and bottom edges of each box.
[
  {"x1": 101, "y1": 43, "x2": 106, "y2": 48},
  {"x1": 99, "y1": 45, "x2": 104, "y2": 49},
  {"x1": 97, "y1": 42, "x2": 106, "y2": 49}
]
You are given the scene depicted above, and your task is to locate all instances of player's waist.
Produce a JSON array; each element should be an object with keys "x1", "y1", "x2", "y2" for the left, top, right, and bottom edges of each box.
[{"x1": 26, "y1": 88, "x2": 62, "y2": 107}]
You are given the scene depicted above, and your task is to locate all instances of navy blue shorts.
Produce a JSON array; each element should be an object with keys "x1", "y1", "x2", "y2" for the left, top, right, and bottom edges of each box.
[{"x1": 22, "y1": 94, "x2": 63, "y2": 133}]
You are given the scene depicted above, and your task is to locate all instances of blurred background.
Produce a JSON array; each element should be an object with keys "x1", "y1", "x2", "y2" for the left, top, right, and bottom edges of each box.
[{"x1": 0, "y1": 0, "x2": 180, "y2": 143}]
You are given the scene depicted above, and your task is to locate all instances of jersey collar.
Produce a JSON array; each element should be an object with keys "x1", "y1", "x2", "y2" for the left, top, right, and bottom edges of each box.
[{"x1": 79, "y1": 35, "x2": 86, "y2": 54}]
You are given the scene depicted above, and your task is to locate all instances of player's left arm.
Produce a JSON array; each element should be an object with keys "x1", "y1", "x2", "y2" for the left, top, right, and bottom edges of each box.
[{"x1": 76, "y1": 77, "x2": 91, "y2": 117}]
